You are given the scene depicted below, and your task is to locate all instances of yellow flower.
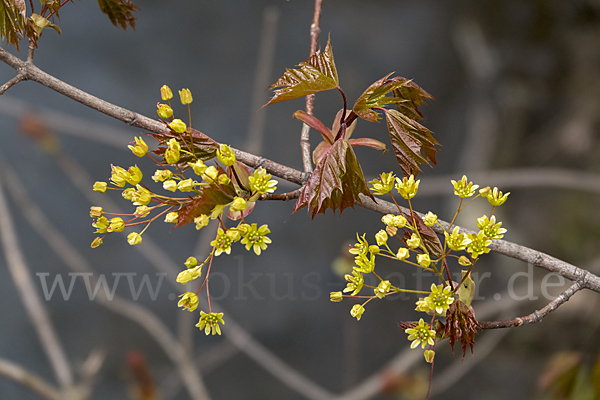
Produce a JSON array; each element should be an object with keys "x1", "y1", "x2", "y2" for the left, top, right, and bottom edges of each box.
[
  {"x1": 161, "y1": 85, "x2": 173, "y2": 101},
  {"x1": 179, "y1": 88, "x2": 193, "y2": 105}
]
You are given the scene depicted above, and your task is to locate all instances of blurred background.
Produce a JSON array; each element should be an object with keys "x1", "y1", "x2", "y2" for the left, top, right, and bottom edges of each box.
[{"x1": 0, "y1": 0, "x2": 599, "y2": 399}]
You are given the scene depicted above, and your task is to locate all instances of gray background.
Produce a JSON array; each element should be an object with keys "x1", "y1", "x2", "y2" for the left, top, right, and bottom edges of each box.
[{"x1": 1, "y1": 0, "x2": 599, "y2": 399}]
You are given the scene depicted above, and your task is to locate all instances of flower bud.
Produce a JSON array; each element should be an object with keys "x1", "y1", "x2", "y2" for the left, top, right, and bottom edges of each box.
[
  {"x1": 330, "y1": 291, "x2": 343, "y2": 302},
  {"x1": 203, "y1": 166, "x2": 219, "y2": 182},
  {"x1": 350, "y1": 304, "x2": 365, "y2": 321},
  {"x1": 89, "y1": 206, "x2": 103, "y2": 218},
  {"x1": 406, "y1": 234, "x2": 420, "y2": 249},
  {"x1": 396, "y1": 247, "x2": 409, "y2": 260},
  {"x1": 157, "y1": 103, "x2": 173, "y2": 119},
  {"x1": 164, "y1": 212, "x2": 178, "y2": 223},
  {"x1": 161, "y1": 85, "x2": 173, "y2": 101},
  {"x1": 424, "y1": 350, "x2": 435, "y2": 363},
  {"x1": 127, "y1": 232, "x2": 143, "y2": 245},
  {"x1": 93, "y1": 181, "x2": 107, "y2": 193},
  {"x1": 194, "y1": 215, "x2": 209, "y2": 230},
  {"x1": 91, "y1": 237, "x2": 103, "y2": 248},
  {"x1": 230, "y1": 197, "x2": 247, "y2": 212},
  {"x1": 188, "y1": 160, "x2": 207, "y2": 176},
  {"x1": 152, "y1": 169, "x2": 173, "y2": 182},
  {"x1": 108, "y1": 217, "x2": 125, "y2": 232},
  {"x1": 179, "y1": 88, "x2": 193, "y2": 105},
  {"x1": 458, "y1": 256, "x2": 471, "y2": 266},
  {"x1": 177, "y1": 178, "x2": 197, "y2": 192},
  {"x1": 417, "y1": 253, "x2": 431, "y2": 267},
  {"x1": 423, "y1": 211, "x2": 438, "y2": 227},
  {"x1": 163, "y1": 179, "x2": 177, "y2": 192},
  {"x1": 375, "y1": 230, "x2": 388, "y2": 246},
  {"x1": 135, "y1": 206, "x2": 150, "y2": 217},
  {"x1": 185, "y1": 256, "x2": 198, "y2": 269},
  {"x1": 217, "y1": 174, "x2": 231, "y2": 185},
  {"x1": 169, "y1": 119, "x2": 187, "y2": 134}
]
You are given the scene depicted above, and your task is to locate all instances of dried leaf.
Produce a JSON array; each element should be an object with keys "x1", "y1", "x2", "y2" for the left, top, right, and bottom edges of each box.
[
  {"x1": 384, "y1": 108, "x2": 439, "y2": 177},
  {"x1": 97, "y1": 0, "x2": 139, "y2": 30},
  {"x1": 265, "y1": 36, "x2": 339, "y2": 106},
  {"x1": 293, "y1": 139, "x2": 374, "y2": 218}
]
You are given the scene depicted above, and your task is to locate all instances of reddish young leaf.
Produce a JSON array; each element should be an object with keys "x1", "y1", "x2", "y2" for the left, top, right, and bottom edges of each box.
[
  {"x1": 384, "y1": 108, "x2": 439, "y2": 177},
  {"x1": 97, "y1": 0, "x2": 139, "y2": 30},
  {"x1": 149, "y1": 128, "x2": 220, "y2": 168},
  {"x1": 392, "y1": 78, "x2": 433, "y2": 121},
  {"x1": 265, "y1": 36, "x2": 339, "y2": 106},
  {"x1": 353, "y1": 74, "x2": 410, "y2": 122},
  {"x1": 293, "y1": 110, "x2": 334, "y2": 144},
  {"x1": 175, "y1": 182, "x2": 236, "y2": 228},
  {"x1": 402, "y1": 211, "x2": 443, "y2": 259},
  {"x1": 293, "y1": 139, "x2": 374, "y2": 218}
]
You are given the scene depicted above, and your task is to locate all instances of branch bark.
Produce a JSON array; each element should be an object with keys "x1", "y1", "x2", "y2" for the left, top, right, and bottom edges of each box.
[{"x1": 1, "y1": 44, "x2": 598, "y2": 297}]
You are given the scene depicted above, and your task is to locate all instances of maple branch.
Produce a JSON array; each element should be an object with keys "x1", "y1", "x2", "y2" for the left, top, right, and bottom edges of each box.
[
  {"x1": 478, "y1": 280, "x2": 585, "y2": 329},
  {"x1": 1, "y1": 45, "x2": 598, "y2": 303},
  {"x1": 357, "y1": 195, "x2": 600, "y2": 294},
  {"x1": 0, "y1": 358, "x2": 62, "y2": 400},
  {"x1": 300, "y1": 0, "x2": 324, "y2": 174}
]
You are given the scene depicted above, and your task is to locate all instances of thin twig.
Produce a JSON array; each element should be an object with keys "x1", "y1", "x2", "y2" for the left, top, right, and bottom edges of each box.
[
  {"x1": 43, "y1": 149, "x2": 332, "y2": 400},
  {"x1": 0, "y1": 358, "x2": 62, "y2": 400},
  {"x1": 0, "y1": 74, "x2": 25, "y2": 95},
  {"x1": 478, "y1": 280, "x2": 585, "y2": 329},
  {"x1": 300, "y1": 0, "x2": 324, "y2": 174},
  {"x1": 0, "y1": 176, "x2": 75, "y2": 391},
  {"x1": 1, "y1": 36, "x2": 599, "y2": 306}
]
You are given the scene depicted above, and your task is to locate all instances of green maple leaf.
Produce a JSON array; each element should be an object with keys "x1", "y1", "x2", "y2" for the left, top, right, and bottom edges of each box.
[
  {"x1": 265, "y1": 36, "x2": 339, "y2": 106},
  {"x1": 97, "y1": 0, "x2": 139, "y2": 30},
  {"x1": 0, "y1": 0, "x2": 26, "y2": 50},
  {"x1": 292, "y1": 138, "x2": 374, "y2": 218}
]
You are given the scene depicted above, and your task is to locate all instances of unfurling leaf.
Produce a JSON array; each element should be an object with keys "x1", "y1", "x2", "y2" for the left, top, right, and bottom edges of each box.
[
  {"x1": 0, "y1": 0, "x2": 27, "y2": 50},
  {"x1": 175, "y1": 182, "x2": 236, "y2": 228},
  {"x1": 97, "y1": 0, "x2": 139, "y2": 30},
  {"x1": 265, "y1": 36, "x2": 339, "y2": 106},
  {"x1": 292, "y1": 139, "x2": 374, "y2": 218},
  {"x1": 442, "y1": 300, "x2": 481, "y2": 358},
  {"x1": 353, "y1": 73, "x2": 409, "y2": 122},
  {"x1": 30, "y1": 14, "x2": 61, "y2": 35},
  {"x1": 458, "y1": 270, "x2": 475, "y2": 307},
  {"x1": 149, "y1": 128, "x2": 220, "y2": 167},
  {"x1": 40, "y1": 0, "x2": 62, "y2": 14},
  {"x1": 384, "y1": 108, "x2": 439, "y2": 177},
  {"x1": 402, "y1": 212, "x2": 443, "y2": 258}
]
